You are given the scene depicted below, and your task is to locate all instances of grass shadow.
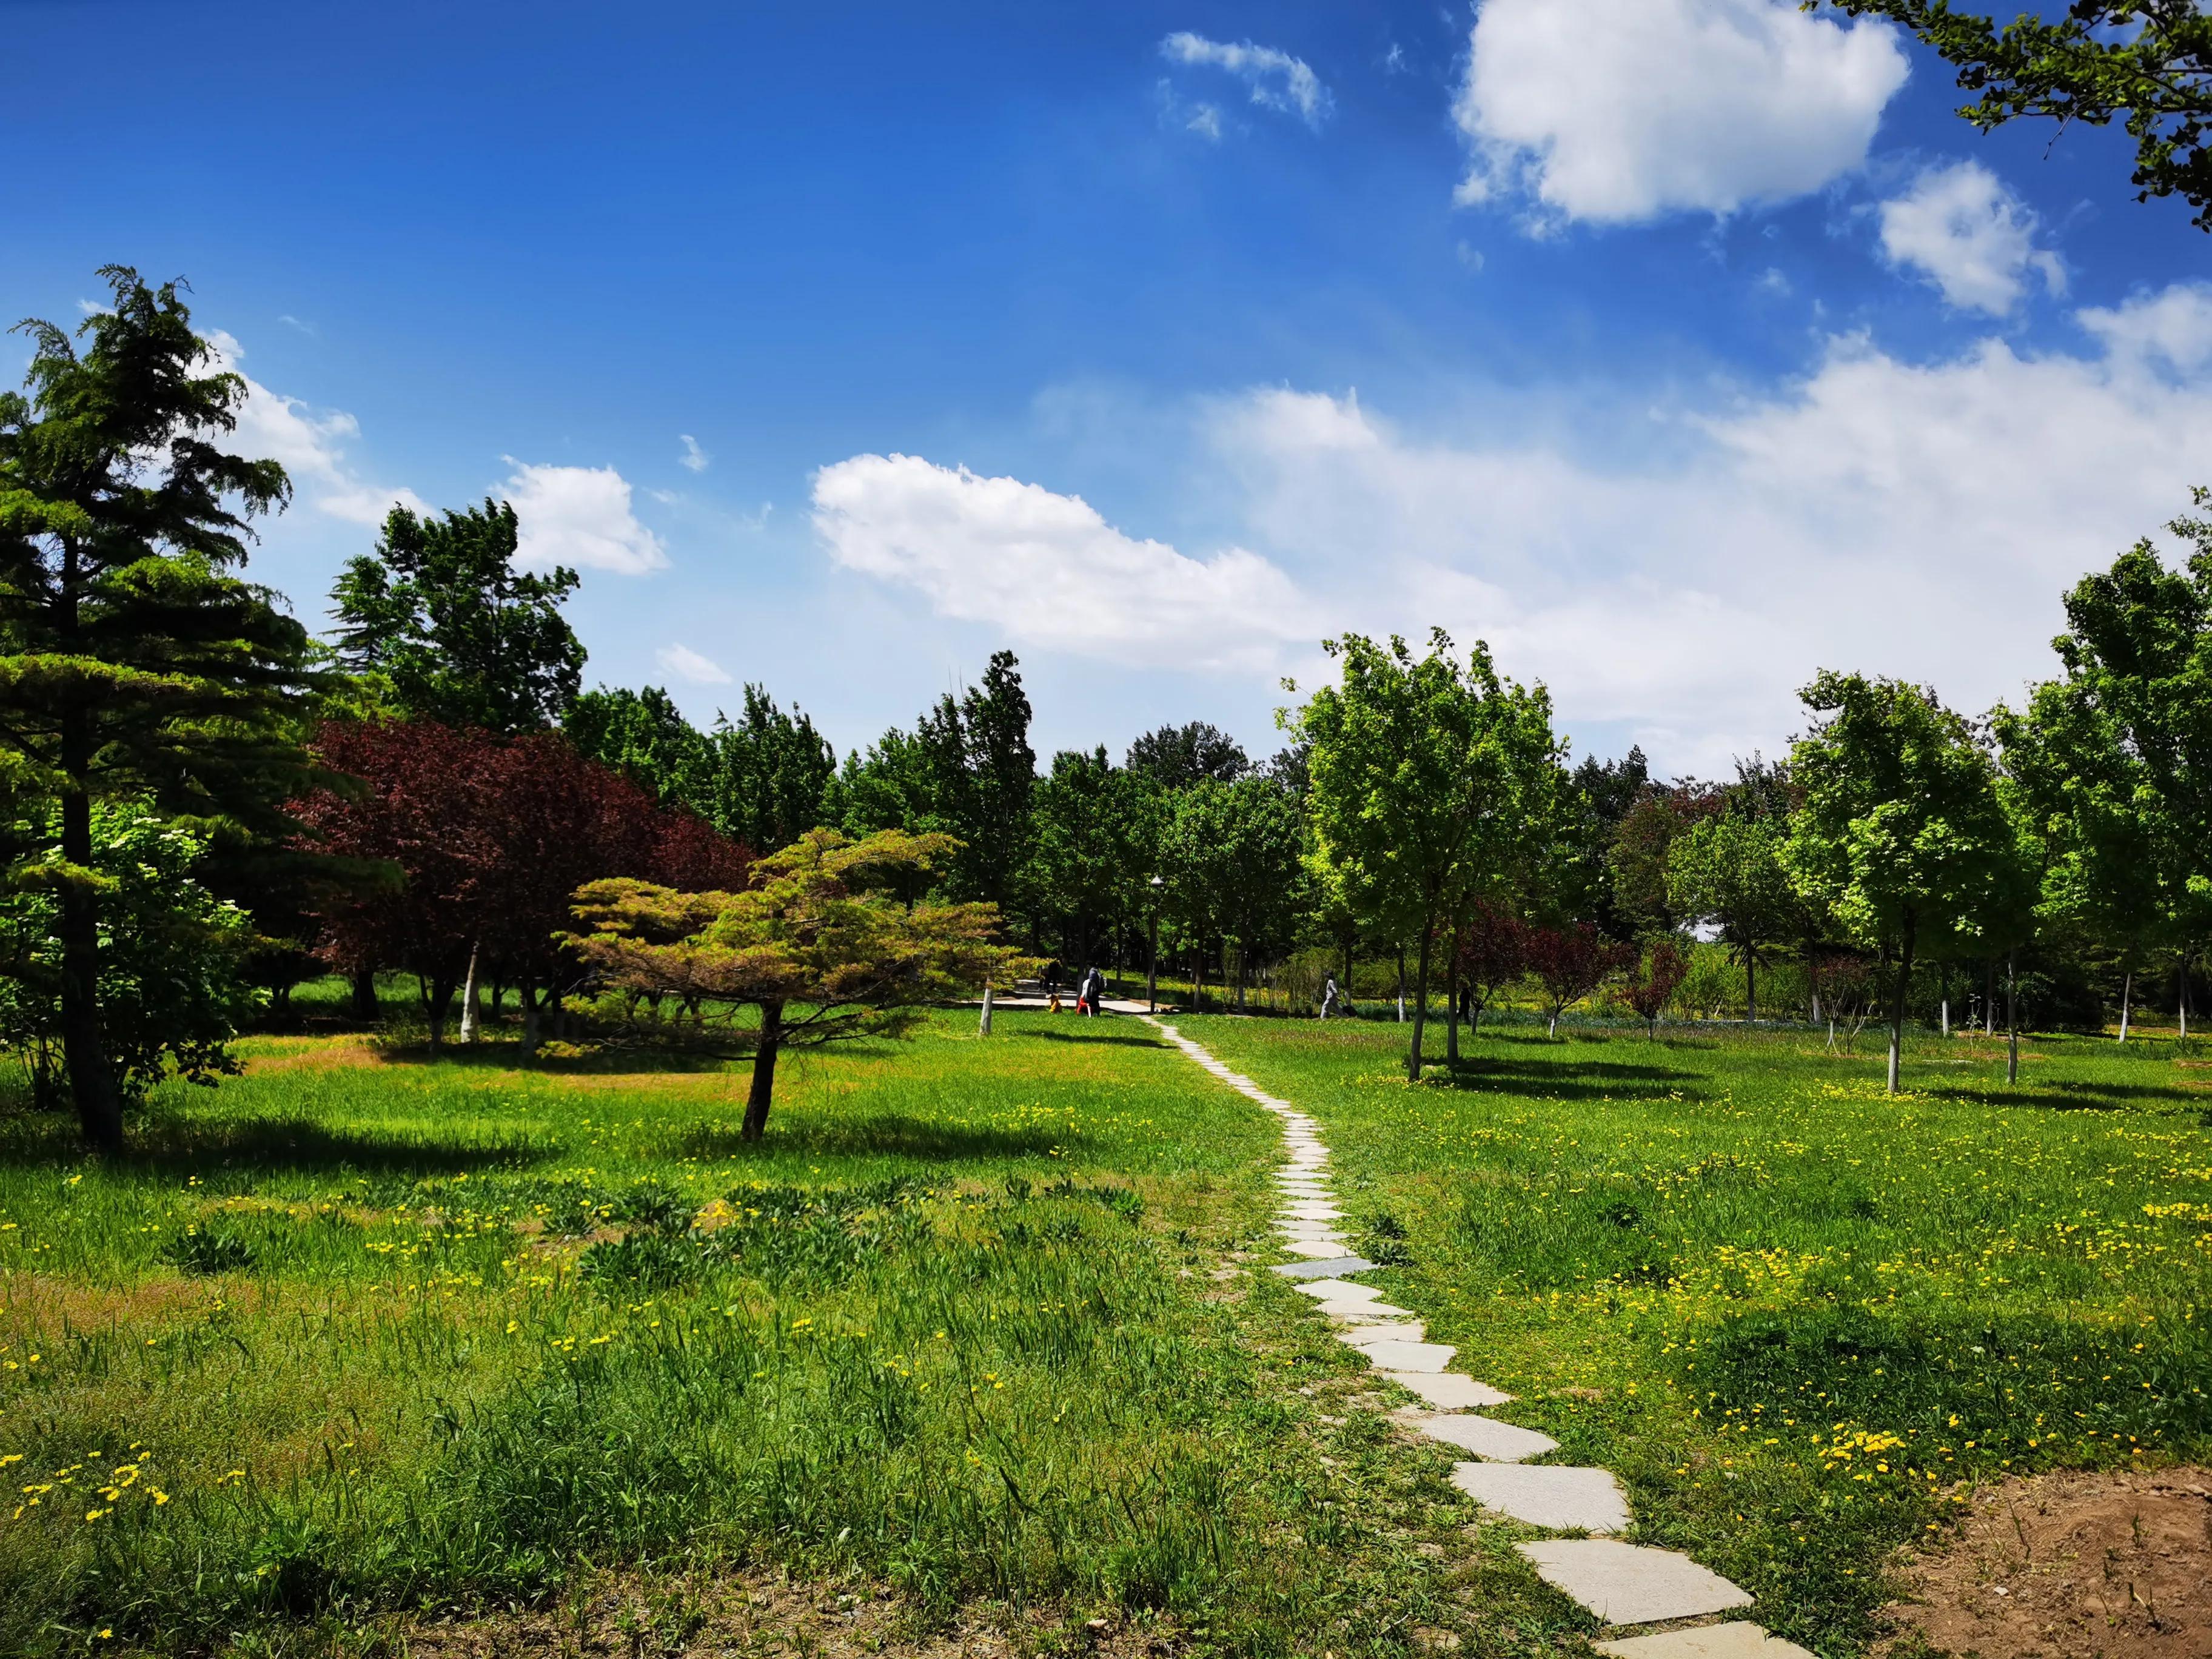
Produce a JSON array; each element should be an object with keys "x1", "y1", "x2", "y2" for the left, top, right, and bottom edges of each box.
[
  {"x1": 1440, "y1": 1053, "x2": 1708, "y2": 1102},
  {"x1": 0, "y1": 1113, "x2": 561, "y2": 1178},
  {"x1": 1017, "y1": 1029, "x2": 1167, "y2": 1050},
  {"x1": 677, "y1": 1114, "x2": 1088, "y2": 1164}
]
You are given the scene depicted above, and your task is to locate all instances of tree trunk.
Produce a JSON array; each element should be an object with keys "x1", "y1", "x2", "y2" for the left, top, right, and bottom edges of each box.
[
  {"x1": 1236, "y1": 944, "x2": 1248, "y2": 1011},
  {"x1": 1396, "y1": 945, "x2": 1406, "y2": 1024},
  {"x1": 520, "y1": 979, "x2": 541, "y2": 1059},
  {"x1": 423, "y1": 974, "x2": 457, "y2": 1050},
  {"x1": 1940, "y1": 996, "x2": 1949, "y2": 1037},
  {"x1": 2119, "y1": 968, "x2": 2133, "y2": 1042},
  {"x1": 1341, "y1": 934, "x2": 1353, "y2": 999},
  {"x1": 350, "y1": 967, "x2": 380, "y2": 1022},
  {"x1": 57, "y1": 782, "x2": 122, "y2": 1152},
  {"x1": 1548, "y1": 1004, "x2": 1560, "y2": 1039},
  {"x1": 1887, "y1": 927, "x2": 1915, "y2": 1095},
  {"x1": 978, "y1": 982, "x2": 993, "y2": 1036},
  {"x1": 1406, "y1": 928, "x2": 1433, "y2": 1081},
  {"x1": 1985, "y1": 958, "x2": 1996, "y2": 1036},
  {"x1": 459, "y1": 942, "x2": 483, "y2": 1043},
  {"x1": 1446, "y1": 964, "x2": 1461, "y2": 1069},
  {"x1": 2006, "y1": 951, "x2": 2019, "y2": 1084},
  {"x1": 742, "y1": 1000, "x2": 783, "y2": 1141},
  {"x1": 2182, "y1": 953, "x2": 2191, "y2": 1040}
]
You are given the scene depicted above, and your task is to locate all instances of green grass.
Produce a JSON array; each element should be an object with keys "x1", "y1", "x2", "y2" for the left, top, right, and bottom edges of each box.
[
  {"x1": 0, "y1": 1006, "x2": 1550, "y2": 1659},
  {"x1": 1173, "y1": 1010, "x2": 2212, "y2": 1655}
]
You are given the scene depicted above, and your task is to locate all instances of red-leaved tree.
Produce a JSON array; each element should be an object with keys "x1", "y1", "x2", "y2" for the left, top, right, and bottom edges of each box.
[
  {"x1": 1524, "y1": 921, "x2": 1634, "y2": 1038},
  {"x1": 1456, "y1": 900, "x2": 1530, "y2": 1035},
  {"x1": 1620, "y1": 937, "x2": 1690, "y2": 1040},
  {"x1": 293, "y1": 721, "x2": 748, "y2": 1049}
]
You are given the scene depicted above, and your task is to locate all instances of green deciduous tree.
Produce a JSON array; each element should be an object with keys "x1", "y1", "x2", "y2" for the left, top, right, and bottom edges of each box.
[
  {"x1": 565, "y1": 685, "x2": 716, "y2": 806},
  {"x1": 332, "y1": 500, "x2": 585, "y2": 733},
  {"x1": 568, "y1": 829, "x2": 1026, "y2": 1140},
  {"x1": 1822, "y1": 2, "x2": 2212, "y2": 228},
  {"x1": 1027, "y1": 747, "x2": 1165, "y2": 970},
  {"x1": 1125, "y1": 722, "x2": 1250, "y2": 789},
  {"x1": 1159, "y1": 774, "x2": 1309, "y2": 1008},
  {"x1": 1783, "y1": 672, "x2": 2015, "y2": 1093},
  {"x1": 1667, "y1": 809, "x2": 1797, "y2": 1021},
  {"x1": 1291, "y1": 630, "x2": 1560, "y2": 1081},
  {"x1": 0, "y1": 267, "x2": 320, "y2": 1148},
  {"x1": 0, "y1": 800, "x2": 261, "y2": 1107}
]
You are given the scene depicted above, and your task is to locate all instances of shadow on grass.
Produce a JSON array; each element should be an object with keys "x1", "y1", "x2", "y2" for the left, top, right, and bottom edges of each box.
[
  {"x1": 1017, "y1": 1029, "x2": 1166, "y2": 1049},
  {"x1": 367, "y1": 1039, "x2": 742, "y2": 1076},
  {"x1": 1440, "y1": 1053, "x2": 1708, "y2": 1102},
  {"x1": 0, "y1": 1113, "x2": 560, "y2": 1178},
  {"x1": 1942, "y1": 1079, "x2": 2202, "y2": 1111},
  {"x1": 678, "y1": 1114, "x2": 1087, "y2": 1164}
]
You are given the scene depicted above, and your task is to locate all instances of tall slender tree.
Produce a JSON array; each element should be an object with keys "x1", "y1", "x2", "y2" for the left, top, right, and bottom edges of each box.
[{"x1": 0, "y1": 268, "x2": 320, "y2": 1147}]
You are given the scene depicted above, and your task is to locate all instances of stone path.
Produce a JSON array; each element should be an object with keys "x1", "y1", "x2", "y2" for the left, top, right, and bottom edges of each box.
[{"x1": 1141, "y1": 1017, "x2": 1810, "y2": 1655}]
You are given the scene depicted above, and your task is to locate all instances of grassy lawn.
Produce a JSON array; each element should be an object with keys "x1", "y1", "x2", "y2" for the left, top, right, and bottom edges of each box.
[
  {"x1": 0, "y1": 1003, "x2": 1553, "y2": 1659},
  {"x1": 1172, "y1": 1011, "x2": 2212, "y2": 1655}
]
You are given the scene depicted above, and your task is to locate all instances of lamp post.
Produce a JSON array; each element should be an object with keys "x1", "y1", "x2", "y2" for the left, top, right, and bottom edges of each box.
[{"x1": 1147, "y1": 874, "x2": 1165, "y2": 1012}]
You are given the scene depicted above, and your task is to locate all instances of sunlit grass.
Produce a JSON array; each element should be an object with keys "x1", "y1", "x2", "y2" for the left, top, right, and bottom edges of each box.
[{"x1": 1176, "y1": 1011, "x2": 2212, "y2": 1653}]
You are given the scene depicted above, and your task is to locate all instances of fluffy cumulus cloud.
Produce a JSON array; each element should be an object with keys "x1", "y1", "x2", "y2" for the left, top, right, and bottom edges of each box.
[
  {"x1": 1159, "y1": 32, "x2": 1330, "y2": 129},
  {"x1": 201, "y1": 330, "x2": 425, "y2": 525},
  {"x1": 1199, "y1": 283, "x2": 2212, "y2": 771},
  {"x1": 500, "y1": 460, "x2": 668, "y2": 575},
  {"x1": 1454, "y1": 0, "x2": 1908, "y2": 225},
  {"x1": 1878, "y1": 159, "x2": 2064, "y2": 315},
  {"x1": 810, "y1": 454, "x2": 1315, "y2": 671},
  {"x1": 656, "y1": 643, "x2": 732, "y2": 685}
]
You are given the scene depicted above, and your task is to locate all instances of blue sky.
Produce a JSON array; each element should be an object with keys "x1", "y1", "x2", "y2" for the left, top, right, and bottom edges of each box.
[{"x1": 8, "y1": 0, "x2": 2211, "y2": 775}]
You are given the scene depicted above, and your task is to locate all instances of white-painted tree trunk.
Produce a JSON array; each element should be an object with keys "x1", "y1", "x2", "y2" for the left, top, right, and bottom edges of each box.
[
  {"x1": 2119, "y1": 969, "x2": 2133, "y2": 1042},
  {"x1": 1940, "y1": 998, "x2": 1949, "y2": 1037},
  {"x1": 978, "y1": 982, "x2": 994, "y2": 1036},
  {"x1": 458, "y1": 943, "x2": 483, "y2": 1044}
]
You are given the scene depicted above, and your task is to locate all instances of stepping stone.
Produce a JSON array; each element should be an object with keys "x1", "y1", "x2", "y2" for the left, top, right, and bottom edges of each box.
[
  {"x1": 1382, "y1": 1371, "x2": 1513, "y2": 1409},
  {"x1": 1315, "y1": 1298, "x2": 1414, "y2": 1321},
  {"x1": 1273, "y1": 1256, "x2": 1378, "y2": 1279},
  {"x1": 1293, "y1": 1278, "x2": 1381, "y2": 1302},
  {"x1": 1350, "y1": 1338, "x2": 1456, "y2": 1372},
  {"x1": 1284, "y1": 1238, "x2": 1358, "y2": 1259},
  {"x1": 1518, "y1": 1541, "x2": 1753, "y2": 1627},
  {"x1": 1453, "y1": 1464, "x2": 1631, "y2": 1532},
  {"x1": 1595, "y1": 1625, "x2": 1813, "y2": 1659},
  {"x1": 1413, "y1": 1414, "x2": 1559, "y2": 1461},
  {"x1": 1338, "y1": 1319, "x2": 1424, "y2": 1342},
  {"x1": 1282, "y1": 1202, "x2": 1344, "y2": 1219}
]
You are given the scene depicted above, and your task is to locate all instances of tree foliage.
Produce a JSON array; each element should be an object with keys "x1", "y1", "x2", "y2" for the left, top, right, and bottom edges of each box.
[
  {"x1": 569, "y1": 828, "x2": 1028, "y2": 1139},
  {"x1": 1821, "y1": 2, "x2": 2212, "y2": 228},
  {"x1": 1125, "y1": 722, "x2": 1250, "y2": 790},
  {"x1": 332, "y1": 500, "x2": 585, "y2": 734},
  {"x1": 0, "y1": 266, "x2": 319, "y2": 1146},
  {"x1": 1160, "y1": 775, "x2": 1309, "y2": 1005}
]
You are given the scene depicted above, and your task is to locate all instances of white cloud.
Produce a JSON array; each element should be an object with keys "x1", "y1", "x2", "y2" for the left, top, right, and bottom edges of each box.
[
  {"x1": 1160, "y1": 32, "x2": 1330, "y2": 129},
  {"x1": 1202, "y1": 286, "x2": 2212, "y2": 772},
  {"x1": 2079, "y1": 281, "x2": 2212, "y2": 375},
  {"x1": 810, "y1": 453, "x2": 1315, "y2": 671},
  {"x1": 657, "y1": 643, "x2": 732, "y2": 685},
  {"x1": 500, "y1": 460, "x2": 668, "y2": 575},
  {"x1": 1878, "y1": 159, "x2": 2063, "y2": 315},
  {"x1": 1187, "y1": 102, "x2": 1223, "y2": 141},
  {"x1": 679, "y1": 433, "x2": 709, "y2": 472},
  {"x1": 199, "y1": 329, "x2": 425, "y2": 525},
  {"x1": 1454, "y1": 0, "x2": 1908, "y2": 226}
]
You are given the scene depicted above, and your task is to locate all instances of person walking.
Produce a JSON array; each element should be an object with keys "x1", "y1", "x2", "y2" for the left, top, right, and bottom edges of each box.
[
  {"x1": 1320, "y1": 972, "x2": 1342, "y2": 1019},
  {"x1": 1082, "y1": 965, "x2": 1106, "y2": 1017}
]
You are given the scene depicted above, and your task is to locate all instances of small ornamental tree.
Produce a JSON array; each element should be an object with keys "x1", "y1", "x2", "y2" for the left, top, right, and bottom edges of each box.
[
  {"x1": 1456, "y1": 900, "x2": 1530, "y2": 1034},
  {"x1": 1620, "y1": 938, "x2": 1690, "y2": 1041},
  {"x1": 1525, "y1": 921, "x2": 1632, "y2": 1037},
  {"x1": 1666, "y1": 812, "x2": 1797, "y2": 1021},
  {"x1": 568, "y1": 828, "x2": 1029, "y2": 1141}
]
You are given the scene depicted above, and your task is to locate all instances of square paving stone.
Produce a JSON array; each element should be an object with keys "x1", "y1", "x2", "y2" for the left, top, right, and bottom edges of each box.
[
  {"x1": 1452, "y1": 1463, "x2": 1630, "y2": 1532},
  {"x1": 1594, "y1": 1623, "x2": 1812, "y2": 1659},
  {"x1": 1413, "y1": 1413, "x2": 1559, "y2": 1461},
  {"x1": 1316, "y1": 1298, "x2": 1413, "y2": 1321},
  {"x1": 1382, "y1": 1371, "x2": 1514, "y2": 1409},
  {"x1": 1273, "y1": 1256, "x2": 1379, "y2": 1279},
  {"x1": 1293, "y1": 1278, "x2": 1381, "y2": 1301},
  {"x1": 1350, "y1": 1338, "x2": 1457, "y2": 1372},
  {"x1": 1517, "y1": 1541, "x2": 1754, "y2": 1626}
]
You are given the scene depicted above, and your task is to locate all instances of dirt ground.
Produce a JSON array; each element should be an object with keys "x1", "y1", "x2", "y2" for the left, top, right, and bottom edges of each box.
[
  {"x1": 1880, "y1": 1466, "x2": 2212, "y2": 1659},
  {"x1": 390, "y1": 1569, "x2": 1187, "y2": 1659}
]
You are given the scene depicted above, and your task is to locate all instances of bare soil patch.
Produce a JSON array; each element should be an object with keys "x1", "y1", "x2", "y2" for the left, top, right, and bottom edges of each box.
[{"x1": 1881, "y1": 1466, "x2": 2212, "y2": 1659}]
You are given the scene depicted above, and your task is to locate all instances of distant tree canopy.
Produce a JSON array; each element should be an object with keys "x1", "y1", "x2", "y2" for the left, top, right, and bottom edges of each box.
[
  {"x1": 1823, "y1": 1, "x2": 2212, "y2": 228},
  {"x1": 333, "y1": 500, "x2": 585, "y2": 733},
  {"x1": 1125, "y1": 721, "x2": 1250, "y2": 790}
]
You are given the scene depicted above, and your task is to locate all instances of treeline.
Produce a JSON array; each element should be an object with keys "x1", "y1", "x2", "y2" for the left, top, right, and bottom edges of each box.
[{"x1": 6, "y1": 269, "x2": 2208, "y2": 1148}]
